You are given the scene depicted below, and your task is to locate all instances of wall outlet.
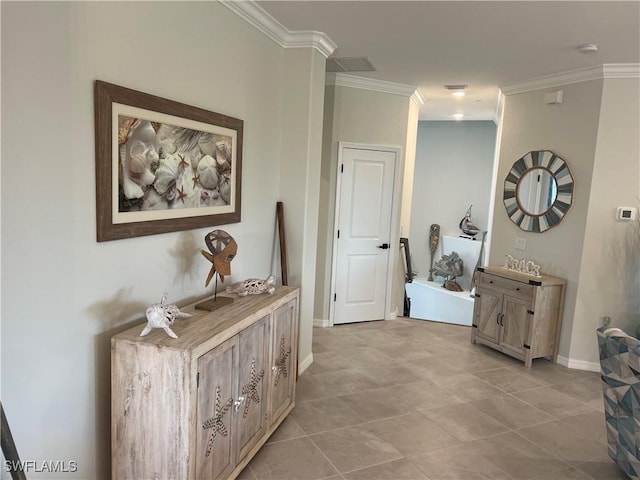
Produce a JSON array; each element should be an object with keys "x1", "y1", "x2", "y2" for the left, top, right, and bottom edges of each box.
[
  {"x1": 602, "y1": 316, "x2": 611, "y2": 327},
  {"x1": 515, "y1": 237, "x2": 526, "y2": 250}
]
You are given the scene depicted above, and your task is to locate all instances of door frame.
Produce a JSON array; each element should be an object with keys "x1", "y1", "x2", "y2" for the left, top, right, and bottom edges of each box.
[{"x1": 329, "y1": 142, "x2": 404, "y2": 327}]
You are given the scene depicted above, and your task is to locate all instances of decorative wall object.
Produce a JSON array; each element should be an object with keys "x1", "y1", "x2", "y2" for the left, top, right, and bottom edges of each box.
[
  {"x1": 459, "y1": 204, "x2": 481, "y2": 238},
  {"x1": 201, "y1": 230, "x2": 237, "y2": 286},
  {"x1": 503, "y1": 150, "x2": 574, "y2": 233},
  {"x1": 140, "y1": 291, "x2": 192, "y2": 338},
  {"x1": 197, "y1": 230, "x2": 237, "y2": 311},
  {"x1": 432, "y1": 251, "x2": 464, "y2": 291},
  {"x1": 95, "y1": 81, "x2": 243, "y2": 241},
  {"x1": 427, "y1": 224, "x2": 440, "y2": 281}
]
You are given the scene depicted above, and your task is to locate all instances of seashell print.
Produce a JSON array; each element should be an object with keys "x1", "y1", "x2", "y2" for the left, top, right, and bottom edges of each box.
[
  {"x1": 128, "y1": 120, "x2": 156, "y2": 146},
  {"x1": 197, "y1": 155, "x2": 219, "y2": 190},
  {"x1": 219, "y1": 174, "x2": 231, "y2": 204},
  {"x1": 215, "y1": 140, "x2": 231, "y2": 163},
  {"x1": 189, "y1": 150, "x2": 203, "y2": 171},
  {"x1": 215, "y1": 156, "x2": 231, "y2": 175},
  {"x1": 128, "y1": 141, "x2": 148, "y2": 174},
  {"x1": 154, "y1": 154, "x2": 181, "y2": 201},
  {"x1": 197, "y1": 133, "x2": 217, "y2": 157},
  {"x1": 199, "y1": 189, "x2": 226, "y2": 207},
  {"x1": 155, "y1": 124, "x2": 178, "y2": 156},
  {"x1": 142, "y1": 189, "x2": 169, "y2": 210},
  {"x1": 120, "y1": 143, "x2": 144, "y2": 199},
  {"x1": 174, "y1": 129, "x2": 208, "y2": 154},
  {"x1": 118, "y1": 117, "x2": 137, "y2": 145}
]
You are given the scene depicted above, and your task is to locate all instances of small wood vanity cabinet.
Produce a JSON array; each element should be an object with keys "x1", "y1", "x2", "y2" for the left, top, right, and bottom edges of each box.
[
  {"x1": 470, "y1": 266, "x2": 565, "y2": 367},
  {"x1": 112, "y1": 287, "x2": 299, "y2": 480}
]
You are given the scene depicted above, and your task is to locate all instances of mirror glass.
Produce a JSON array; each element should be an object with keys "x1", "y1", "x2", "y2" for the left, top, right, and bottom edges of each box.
[
  {"x1": 503, "y1": 150, "x2": 574, "y2": 233},
  {"x1": 516, "y1": 168, "x2": 557, "y2": 215}
]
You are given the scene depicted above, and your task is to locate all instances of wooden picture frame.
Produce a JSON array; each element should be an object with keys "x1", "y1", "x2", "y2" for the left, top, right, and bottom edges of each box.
[{"x1": 95, "y1": 80, "x2": 243, "y2": 241}]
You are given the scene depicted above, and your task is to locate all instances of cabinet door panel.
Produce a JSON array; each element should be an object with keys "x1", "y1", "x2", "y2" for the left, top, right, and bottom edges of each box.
[
  {"x1": 270, "y1": 299, "x2": 297, "y2": 422},
  {"x1": 501, "y1": 295, "x2": 530, "y2": 356},
  {"x1": 474, "y1": 288, "x2": 502, "y2": 343},
  {"x1": 235, "y1": 315, "x2": 269, "y2": 461},
  {"x1": 196, "y1": 337, "x2": 237, "y2": 480}
]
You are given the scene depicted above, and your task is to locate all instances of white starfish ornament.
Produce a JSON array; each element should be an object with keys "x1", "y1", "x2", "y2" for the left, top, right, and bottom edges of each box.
[{"x1": 140, "y1": 291, "x2": 192, "y2": 339}]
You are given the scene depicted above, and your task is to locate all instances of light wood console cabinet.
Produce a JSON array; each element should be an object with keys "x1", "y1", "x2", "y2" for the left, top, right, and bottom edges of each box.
[
  {"x1": 470, "y1": 266, "x2": 565, "y2": 367},
  {"x1": 112, "y1": 287, "x2": 298, "y2": 480}
]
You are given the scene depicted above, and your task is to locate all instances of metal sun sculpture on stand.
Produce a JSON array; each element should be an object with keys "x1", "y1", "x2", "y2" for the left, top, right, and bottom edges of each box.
[
  {"x1": 140, "y1": 291, "x2": 192, "y2": 338},
  {"x1": 428, "y1": 224, "x2": 440, "y2": 281},
  {"x1": 196, "y1": 229, "x2": 237, "y2": 311}
]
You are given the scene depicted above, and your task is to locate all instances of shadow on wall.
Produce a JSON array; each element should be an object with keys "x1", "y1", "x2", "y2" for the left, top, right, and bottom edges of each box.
[
  {"x1": 87, "y1": 229, "x2": 244, "y2": 477},
  {"x1": 168, "y1": 231, "x2": 202, "y2": 289},
  {"x1": 86, "y1": 288, "x2": 146, "y2": 479},
  {"x1": 87, "y1": 232, "x2": 199, "y2": 479}
]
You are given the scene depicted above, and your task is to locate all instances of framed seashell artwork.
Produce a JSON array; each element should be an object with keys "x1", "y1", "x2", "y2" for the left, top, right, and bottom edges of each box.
[{"x1": 95, "y1": 81, "x2": 243, "y2": 241}]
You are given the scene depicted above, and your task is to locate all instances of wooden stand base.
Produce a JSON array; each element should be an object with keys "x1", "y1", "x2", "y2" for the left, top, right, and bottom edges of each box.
[{"x1": 195, "y1": 296, "x2": 233, "y2": 312}]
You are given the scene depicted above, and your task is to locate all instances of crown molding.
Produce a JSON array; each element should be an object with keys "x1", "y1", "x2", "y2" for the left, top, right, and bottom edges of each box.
[
  {"x1": 602, "y1": 63, "x2": 640, "y2": 78},
  {"x1": 411, "y1": 89, "x2": 425, "y2": 108},
  {"x1": 327, "y1": 73, "x2": 422, "y2": 102},
  {"x1": 501, "y1": 63, "x2": 640, "y2": 95},
  {"x1": 219, "y1": 0, "x2": 337, "y2": 57}
]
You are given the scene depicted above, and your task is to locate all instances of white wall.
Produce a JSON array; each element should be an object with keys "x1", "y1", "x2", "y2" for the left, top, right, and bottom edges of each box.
[
  {"x1": 279, "y1": 47, "x2": 327, "y2": 372},
  {"x1": 1, "y1": 2, "x2": 323, "y2": 478},
  {"x1": 315, "y1": 79, "x2": 416, "y2": 322},
  {"x1": 489, "y1": 79, "x2": 604, "y2": 364},
  {"x1": 409, "y1": 121, "x2": 496, "y2": 279},
  {"x1": 571, "y1": 77, "x2": 640, "y2": 367}
]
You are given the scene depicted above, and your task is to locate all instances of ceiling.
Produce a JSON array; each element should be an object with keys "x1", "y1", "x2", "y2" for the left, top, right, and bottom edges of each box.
[{"x1": 256, "y1": 1, "x2": 640, "y2": 121}]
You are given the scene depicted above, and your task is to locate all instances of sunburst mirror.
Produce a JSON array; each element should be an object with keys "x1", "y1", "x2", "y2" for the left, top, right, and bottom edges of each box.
[{"x1": 503, "y1": 150, "x2": 574, "y2": 233}]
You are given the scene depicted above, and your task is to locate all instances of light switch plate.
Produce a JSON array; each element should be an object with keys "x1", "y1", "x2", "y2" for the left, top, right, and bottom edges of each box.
[{"x1": 515, "y1": 237, "x2": 526, "y2": 250}]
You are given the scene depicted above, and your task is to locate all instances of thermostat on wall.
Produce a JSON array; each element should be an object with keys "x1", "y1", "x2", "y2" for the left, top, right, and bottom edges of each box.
[{"x1": 617, "y1": 207, "x2": 637, "y2": 221}]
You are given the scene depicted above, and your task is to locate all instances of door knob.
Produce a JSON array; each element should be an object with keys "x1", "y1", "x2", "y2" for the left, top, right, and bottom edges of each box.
[{"x1": 378, "y1": 243, "x2": 390, "y2": 249}]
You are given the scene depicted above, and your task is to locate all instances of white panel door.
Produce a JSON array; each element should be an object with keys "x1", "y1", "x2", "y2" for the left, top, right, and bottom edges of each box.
[{"x1": 333, "y1": 147, "x2": 396, "y2": 324}]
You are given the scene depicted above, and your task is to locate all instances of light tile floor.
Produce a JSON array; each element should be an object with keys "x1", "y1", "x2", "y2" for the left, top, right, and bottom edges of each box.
[{"x1": 242, "y1": 318, "x2": 626, "y2": 480}]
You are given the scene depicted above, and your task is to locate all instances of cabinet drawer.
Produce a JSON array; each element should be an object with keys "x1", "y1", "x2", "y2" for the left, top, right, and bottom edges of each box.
[{"x1": 479, "y1": 272, "x2": 533, "y2": 299}]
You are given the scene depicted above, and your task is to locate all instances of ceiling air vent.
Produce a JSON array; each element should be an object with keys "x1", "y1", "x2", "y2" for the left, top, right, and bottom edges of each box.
[{"x1": 326, "y1": 57, "x2": 375, "y2": 73}]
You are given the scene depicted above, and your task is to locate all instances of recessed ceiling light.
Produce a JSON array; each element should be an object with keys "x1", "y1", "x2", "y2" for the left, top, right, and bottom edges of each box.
[
  {"x1": 452, "y1": 90, "x2": 465, "y2": 97},
  {"x1": 578, "y1": 44, "x2": 598, "y2": 53},
  {"x1": 453, "y1": 113, "x2": 464, "y2": 120}
]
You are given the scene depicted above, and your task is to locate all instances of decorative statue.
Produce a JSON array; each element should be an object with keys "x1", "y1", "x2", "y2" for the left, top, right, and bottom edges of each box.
[
  {"x1": 196, "y1": 229, "x2": 238, "y2": 311},
  {"x1": 432, "y1": 251, "x2": 464, "y2": 292},
  {"x1": 427, "y1": 224, "x2": 440, "y2": 281},
  {"x1": 140, "y1": 291, "x2": 192, "y2": 339},
  {"x1": 459, "y1": 204, "x2": 481, "y2": 238},
  {"x1": 201, "y1": 229, "x2": 237, "y2": 287},
  {"x1": 226, "y1": 275, "x2": 276, "y2": 296}
]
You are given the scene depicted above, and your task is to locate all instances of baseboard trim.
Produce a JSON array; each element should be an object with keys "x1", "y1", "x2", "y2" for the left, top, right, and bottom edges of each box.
[
  {"x1": 313, "y1": 318, "x2": 330, "y2": 328},
  {"x1": 556, "y1": 355, "x2": 600, "y2": 372},
  {"x1": 298, "y1": 352, "x2": 313, "y2": 375}
]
